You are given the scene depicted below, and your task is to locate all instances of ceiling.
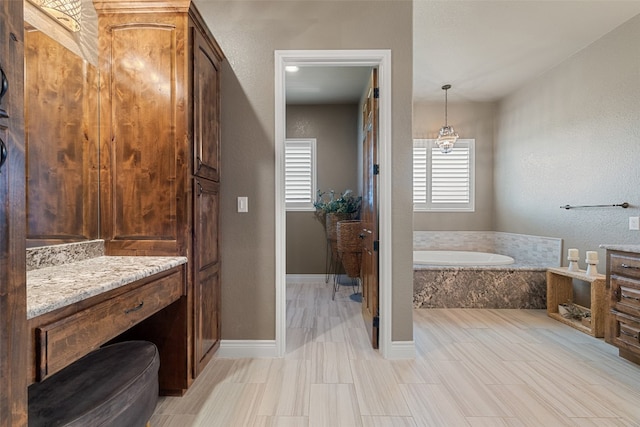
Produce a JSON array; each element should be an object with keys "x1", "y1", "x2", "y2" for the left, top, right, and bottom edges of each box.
[{"x1": 286, "y1": 1, "x2": 640, "y2": 104}]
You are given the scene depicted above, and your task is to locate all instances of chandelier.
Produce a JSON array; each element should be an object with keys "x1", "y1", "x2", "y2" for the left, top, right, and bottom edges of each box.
[{"x1": 436, "y1": 84, "x2": 458, "y2": 154}]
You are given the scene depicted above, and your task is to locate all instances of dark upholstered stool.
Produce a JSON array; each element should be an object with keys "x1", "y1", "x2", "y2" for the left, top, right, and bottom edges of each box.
[{"x1": 28, "y1": 341, "x2": 159, "y2": 427}]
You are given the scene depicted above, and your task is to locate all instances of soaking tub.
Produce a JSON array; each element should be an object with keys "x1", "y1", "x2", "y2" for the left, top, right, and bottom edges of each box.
[{"x1": 413, "y1": 250, "x2": 515, "y2": 266}]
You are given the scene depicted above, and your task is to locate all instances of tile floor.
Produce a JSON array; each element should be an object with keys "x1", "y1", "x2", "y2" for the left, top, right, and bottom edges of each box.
[{"x1": 150, "y1": 280, "x2": 640, "y2": 426}]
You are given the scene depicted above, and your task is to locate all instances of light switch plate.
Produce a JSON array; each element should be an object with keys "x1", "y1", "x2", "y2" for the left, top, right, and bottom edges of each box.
[
  {"x1": 237, "y1": 196, "x2": 248, "y2": 213},
  {"x1": 629, "y1": 216, "x2": 639, "y2": 230}
]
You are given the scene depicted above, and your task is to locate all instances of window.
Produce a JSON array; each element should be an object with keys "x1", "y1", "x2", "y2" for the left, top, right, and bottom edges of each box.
[
  {"x1": 285, "y1": 138, "x2": 317, "y2": 211},
  {"x1": 413, "y1": 138, "x2": 475, "y2": 212}
]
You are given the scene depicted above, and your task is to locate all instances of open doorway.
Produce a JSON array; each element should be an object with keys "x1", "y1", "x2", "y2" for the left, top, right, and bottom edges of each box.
[{"x1": 274, "y1": 50, "x2": 393, "y2": 358}]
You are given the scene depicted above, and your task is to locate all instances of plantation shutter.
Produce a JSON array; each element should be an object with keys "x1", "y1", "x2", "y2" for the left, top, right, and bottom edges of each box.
[
  {"x1": 413, "y1": 142, "x2": 428, "y2": 205},
  {"x1": 431, "y1": 146, "x2": 470, "y2": 204},
  {"x1": 285, "y1": 138, "x2": 316, "y2": 211},
  {"x1": 413, "y1": 139, "x2": 475, "y2": 211}
]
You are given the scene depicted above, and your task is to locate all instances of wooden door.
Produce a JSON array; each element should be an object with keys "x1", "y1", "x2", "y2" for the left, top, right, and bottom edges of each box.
[
  {"x1": 193, "y1": 177, "x2": 221, "y2": 375},
  {"x1": 192, "y1": 27, "x2": 221, "y2": 182},
  {"x1": 0, "y1": 0, "x2": 27, "y2": 424},
  {"x1": 361, "y1": 69, "x2": 379, "y2": 349}
]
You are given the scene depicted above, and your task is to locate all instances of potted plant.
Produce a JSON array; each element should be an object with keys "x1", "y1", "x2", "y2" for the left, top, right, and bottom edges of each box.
[{"x1": 313, "y1": 189, "x2": 362, "y2": 239}]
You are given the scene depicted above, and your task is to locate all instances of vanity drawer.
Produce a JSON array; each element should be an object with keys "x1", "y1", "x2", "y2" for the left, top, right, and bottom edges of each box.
[
  {"x1": 610, "y1": 311, "x2": 640, "y2": 356},
  {"x1": 611, "y1": 275, "x2": 640, "y2": 317},
  {"x1": 35, "y1": 269, "x2": 183, "y2": 381},
  {"x1": 610, "y1": 254, "x2": 640, "y2": 280}
]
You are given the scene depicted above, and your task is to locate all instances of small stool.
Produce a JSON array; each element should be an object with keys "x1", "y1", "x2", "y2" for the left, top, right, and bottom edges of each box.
[{"x1": 29, "y1": 341, "x2": 160, "y2": 427}]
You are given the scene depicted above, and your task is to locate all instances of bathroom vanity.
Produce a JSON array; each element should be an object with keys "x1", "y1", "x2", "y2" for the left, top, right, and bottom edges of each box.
[
  {"x1": 26, "y1": 241, "x2": 188, "y2": 392},
  {"x1": 602, "y1": 245, "x2": 640, "y2": 365},
  {"x1": 0, "y1": 0, "x2": 224, "y2": 424}
]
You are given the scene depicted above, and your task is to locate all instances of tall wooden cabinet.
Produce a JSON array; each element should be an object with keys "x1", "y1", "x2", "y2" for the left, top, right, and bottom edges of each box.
[
  {"x1": 94, "y1": 0, "x2": 223, "y2": 387},
  {"x1": 0, "y1": 0, "x2": 27, "y2": 424}
]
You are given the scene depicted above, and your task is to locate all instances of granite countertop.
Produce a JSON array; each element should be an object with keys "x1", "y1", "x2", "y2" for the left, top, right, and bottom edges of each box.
[
  {"x1": 27, "y1": 256, "x2": 187, "y2": 319},
  {"x1": 599, "y1": 244, "x2": 640, "y2": 253}
]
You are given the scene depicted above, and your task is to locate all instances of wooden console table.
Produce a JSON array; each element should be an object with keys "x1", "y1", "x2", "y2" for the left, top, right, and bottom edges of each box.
[{"x1": 546, "y1": 267, "x2": 607, "y2": 338}]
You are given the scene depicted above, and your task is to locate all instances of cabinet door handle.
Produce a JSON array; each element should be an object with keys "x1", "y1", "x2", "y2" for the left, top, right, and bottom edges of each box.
[
  {"x1": 0, "y1": 137, "x2": 7, "y2": 172},
  {"x1": 196, "y1": 156, "x2": 203, "y2": 173},
  {"x1": 621, "y1": 294, "x2": 640, "y2": 302},
  {"x1": 620, "y1": 263, "x2": 640, "y2": 270},
  {"x1": 124, "y1": 301, "x2": 144, "y2": 314},
  {"x1": 197, "y1": 181, "x2": 204, "y2": 196},
  {"x1": 0, "y1": 67, "x2": 7, "y2": 101},
  {"x1": 0, "y1": 66, "x2": 8, "y2": 119}
]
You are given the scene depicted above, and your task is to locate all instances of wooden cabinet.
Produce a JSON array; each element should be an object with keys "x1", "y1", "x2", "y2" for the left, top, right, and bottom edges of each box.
[
  {"x1": 32, "y1": 268, "x2": 184, "y2": 382},
  {"x1": 193, "y1": 27, "x2": 221, "y2": 182},
  {"x1": 0, "y1": 0, "x2": 28, "y2": 424},
  {"x1": 193, "y1": 178, "x2": 220, "y2": 374},
  {"x1": 24, "y1": 29, "x2": 99, "y2": 247},
  {"x1": 606, "y1": 250, "x2": 640, "y2": 364},
  {"x1": 94, "y1": 0, "x2": 224, "y2": 383}
]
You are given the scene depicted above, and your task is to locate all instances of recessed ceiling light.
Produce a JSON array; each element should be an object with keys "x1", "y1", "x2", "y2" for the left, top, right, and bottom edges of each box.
[{"x1": 285, "y1": 65, "x2": 299, "y2": 73}]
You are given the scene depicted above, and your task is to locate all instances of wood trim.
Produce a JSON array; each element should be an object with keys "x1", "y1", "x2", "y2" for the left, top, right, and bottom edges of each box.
[
  {"x1": 0, "y1": 0, "x2": 27, "y2": 424},
  {"x1": 93, "y1": 0, "x2": 192, "y2": 13}
]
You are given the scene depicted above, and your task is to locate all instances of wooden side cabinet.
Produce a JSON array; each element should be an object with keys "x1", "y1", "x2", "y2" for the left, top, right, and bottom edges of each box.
[
  {"x1": 546, "y1": 267, "x2": 606, "y2": 338},
  {"x1": 606, "y1": 249, "x2": 640, "y2": 365}
]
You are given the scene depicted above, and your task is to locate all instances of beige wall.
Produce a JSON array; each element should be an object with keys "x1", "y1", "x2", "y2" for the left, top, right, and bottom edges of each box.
[
  {"x1": 413, "y1": 101, "x2": 497, "y2": 231},
  {"x1": 286, "y1": 104, "x2": 359, "y2": 274},
  {"x1": 494, "y1": 14, "x2": 640, "y2": 265},
  {"x1": 196, "y1": 0, "x2": 414, "y2": 341}
]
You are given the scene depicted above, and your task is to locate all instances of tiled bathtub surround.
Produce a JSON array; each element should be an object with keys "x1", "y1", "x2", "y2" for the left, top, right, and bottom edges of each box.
[
  {"x1": 413, "y1": 231, "x2": 562, "y2": 267},
  {"x1": 413, "y1": 231, "x2": 561, "y2": 309},
  {"x1": 27, "y1": 239, "x2": 105, "y2": 271}
]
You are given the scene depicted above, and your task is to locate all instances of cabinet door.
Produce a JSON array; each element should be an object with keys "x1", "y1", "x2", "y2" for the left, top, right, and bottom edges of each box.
[
  {"x1": 192, "y1": 28, "x2": 221, "y2": 182},
  {"x1": 98, "y1": 17, "x2": 187, "y2": 255},
  {"x1": 0, "y1": 0, "x2": 27, "y2": 424},
  {"x1": 193, "y1": 178, "x2": 220, "y2": 375}
]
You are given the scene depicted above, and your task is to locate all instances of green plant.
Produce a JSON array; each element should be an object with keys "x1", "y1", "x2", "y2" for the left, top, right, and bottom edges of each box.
[
  {"x1": 313, "y1": 189, "x2": 361, "y2": 215},
  {"x1": 313, "y1": 189, "x2": 362, "y2": 226}
]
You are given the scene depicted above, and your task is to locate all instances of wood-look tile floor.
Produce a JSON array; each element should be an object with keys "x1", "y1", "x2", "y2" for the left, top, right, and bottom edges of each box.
[{"x1": 150, "y1": 280, "x2": 640, "y2": 426}]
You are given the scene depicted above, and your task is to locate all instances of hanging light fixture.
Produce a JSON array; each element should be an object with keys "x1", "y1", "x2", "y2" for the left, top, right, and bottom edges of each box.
[
  {"x1": 30, "y1": 0, "x2": 82, "y2": 32},
  {"x1": 436, "y1": 84, "x2": 458, "y2": 154}
]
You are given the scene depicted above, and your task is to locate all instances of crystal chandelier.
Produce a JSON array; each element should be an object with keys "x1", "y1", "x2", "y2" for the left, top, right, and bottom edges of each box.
[
  {"x1": 31, "y1": 0, "x2": 81, "y2": 32},
  {"x1": 436, "y1": 84, "x2": 458, "y2": 154}
]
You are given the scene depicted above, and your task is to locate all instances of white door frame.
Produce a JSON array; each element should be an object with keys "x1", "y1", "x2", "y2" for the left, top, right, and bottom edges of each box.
[{"x1": 274, "y1": 50, "x2": 393, "y2": 357}]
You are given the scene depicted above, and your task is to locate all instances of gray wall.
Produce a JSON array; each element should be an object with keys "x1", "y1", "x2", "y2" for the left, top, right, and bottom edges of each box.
[
  {"x1": 494, "y1": 14, "x2": 640, "y2": 266},
  {"x1": 196, "y1": 0, "x2": 414, "y2": 342},
  {"x1": 286, "y1": 104, "x2": 359, "y2": 274},
  {"x1": 413, "y1": 101, "x2": 497, "y2": 231}
]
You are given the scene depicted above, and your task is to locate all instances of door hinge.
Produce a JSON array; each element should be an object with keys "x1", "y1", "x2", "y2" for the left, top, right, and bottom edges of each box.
[
  {"x1": 373, "y1": 87, "x2": 379, "y2": 99},
  {"x1": 373, "y1": 164, "x2": 379, "y2": 175},
  {"x1": 373, "y1": 315, "x2": 379, "y2": 328},
  {"x1": 373, "y1": 240, "x2": 379, "y2": 252}
]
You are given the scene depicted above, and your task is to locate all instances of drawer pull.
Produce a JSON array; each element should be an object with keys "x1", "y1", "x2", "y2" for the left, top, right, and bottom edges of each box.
[
  {"x1": 622, "y1": 294, "x2": 640, "y2": 302},
  {"x1": 620, "y1": 329, "x2": 639, "y2": 340},
  {"x1": 124, "y1": 301, "x2": 144, "y2": 314},
  {"x1": 620, "y1": 263, "x2": 640, "y2": 270}
]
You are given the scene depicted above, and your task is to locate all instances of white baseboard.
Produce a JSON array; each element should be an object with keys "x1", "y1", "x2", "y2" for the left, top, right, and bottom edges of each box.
[
  {"x1": 384, "y1": 341, "x2": 416, "y2": 359},
  {"x1": 217, "y1": 340, "x2": 278, "y2": 358}
]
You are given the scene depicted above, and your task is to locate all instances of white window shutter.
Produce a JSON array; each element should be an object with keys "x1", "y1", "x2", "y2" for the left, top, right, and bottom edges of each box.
[
  {"x1": 413, "y1": 139, "x2": 475, "y2": 212},
  {"x1": 285, "y1": 139, "x2": 316, "y2": 211}
]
